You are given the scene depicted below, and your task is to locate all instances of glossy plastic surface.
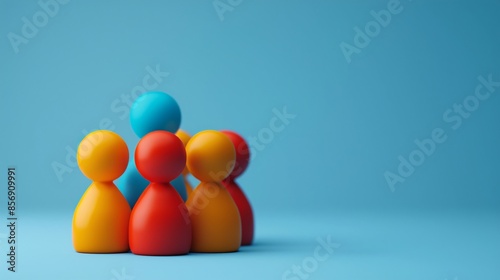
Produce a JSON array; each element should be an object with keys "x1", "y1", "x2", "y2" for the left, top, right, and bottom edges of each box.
[
  {"x1": 185, "y1": 130, "x2": 241, "y2": 252},
  {"x1": 129, "y1": 91, "x2": 181, "y2": 138},
  {"x1": 129, "y1": 131, "x2": 191, "y2": 255},
  {"x1": 73, "y1": 130, "x2": 130, "y2": 253},
  {"x1": 221, "y1": 130, "x2": 254, "y2": 245}
]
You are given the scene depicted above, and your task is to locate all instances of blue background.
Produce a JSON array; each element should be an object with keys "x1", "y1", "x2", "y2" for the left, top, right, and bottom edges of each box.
[{"x1": 1, "y1": 0, "x2": 499, "y2": 279}]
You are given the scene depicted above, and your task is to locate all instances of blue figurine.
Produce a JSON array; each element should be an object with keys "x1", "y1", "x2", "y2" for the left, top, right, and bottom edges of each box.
[{"x1": 116, "y1": 91, "x2": 187, "y2": 207}]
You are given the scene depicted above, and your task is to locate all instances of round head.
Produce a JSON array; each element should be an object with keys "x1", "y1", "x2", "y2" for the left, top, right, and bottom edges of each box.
[
  {"x1": 186, "y1": 130, "x2": 236, "y2": 183},
  {"x1": 221, "y1": 130, "x2": 250, "y2": 179},
  {"x1": 175, "y1": 129, "x2": 191, "y2": 175},
  {"x1": 77, "y1": 130, "x2": 129, "y2": 182},
  {"x1": 130, "y1": 91, "x2": 181, "y2": 138},
  {"x1": 135, "y1": 131, "x2": 186, "y2": 183}
]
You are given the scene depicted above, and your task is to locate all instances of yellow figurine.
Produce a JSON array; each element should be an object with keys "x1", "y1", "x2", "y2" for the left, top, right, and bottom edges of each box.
[
  {"x1": 185, "y1": 130, "x2": 242, "y2": 252},
  {"x1": 72, "y1": 130, "x2": 130, "y2": 253}
]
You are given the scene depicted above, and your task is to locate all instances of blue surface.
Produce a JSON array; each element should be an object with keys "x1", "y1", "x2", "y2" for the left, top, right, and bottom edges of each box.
[
  {"x1": 1, "y1": 210, "x2": 499, "y2": 279},
  {"x1": 1, "y1": 0, "x2": 500, "y2": 279}
]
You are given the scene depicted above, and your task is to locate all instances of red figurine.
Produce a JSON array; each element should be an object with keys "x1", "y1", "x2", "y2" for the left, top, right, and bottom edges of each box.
[
  {"x1": 221, "y1": 130, "x2": 254, "y2": 246},
  {"x1": 129, "y1": 131, "x2": 192, "y2": 255}
]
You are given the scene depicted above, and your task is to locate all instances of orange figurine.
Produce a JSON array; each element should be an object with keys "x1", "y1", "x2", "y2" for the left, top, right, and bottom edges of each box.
[
  {"x1": 72, "y1": 130, "x2": 131, "y2": 253},
  {"x1": 185, "y1": 130, "x2": 241, "y2": 252}
]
